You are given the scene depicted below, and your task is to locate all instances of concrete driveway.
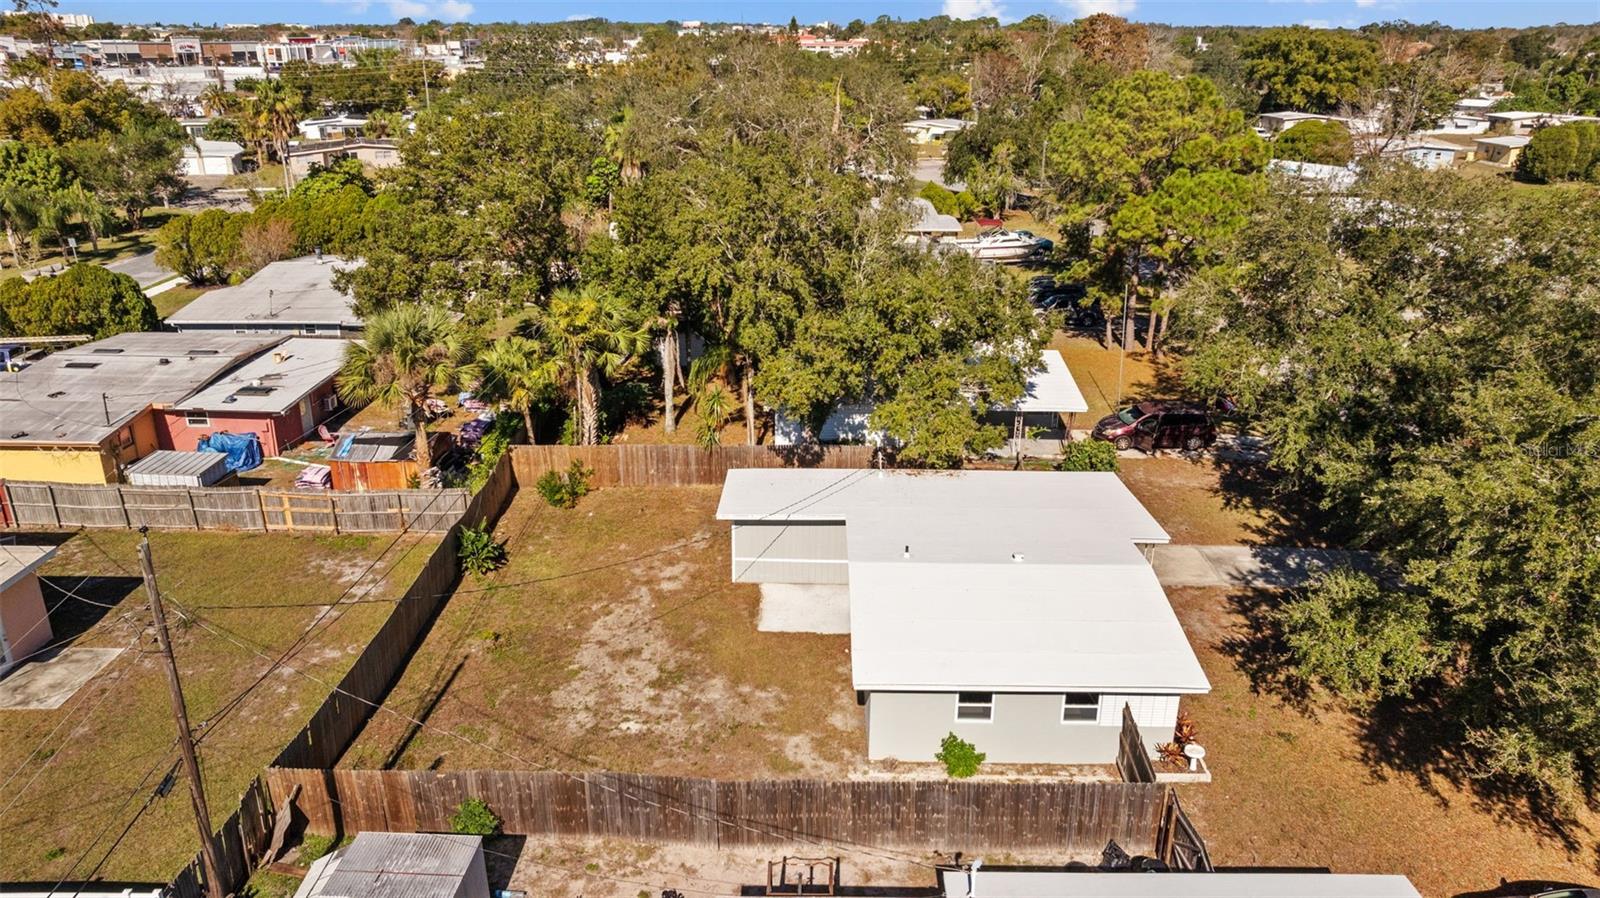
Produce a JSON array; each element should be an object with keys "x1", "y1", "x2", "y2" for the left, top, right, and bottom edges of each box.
[
  {"x1": 105, "y1": 251, "x2": 178, "y2": 290},
  {"x1": 0, "y1": 646, "x2": 124, "y2": 710}
]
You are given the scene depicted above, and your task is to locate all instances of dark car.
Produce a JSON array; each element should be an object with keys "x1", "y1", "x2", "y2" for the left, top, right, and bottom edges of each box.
[
  {"x1": 1091, "y1": 401, "x2": 1217, "y2": 452},
  {"x1": 1030, "y1": 281, "x2": 1103, "y2": 329}
]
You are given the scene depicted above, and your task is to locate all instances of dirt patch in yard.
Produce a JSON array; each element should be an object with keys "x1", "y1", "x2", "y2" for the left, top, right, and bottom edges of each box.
[
  {"x1": 1167, "y1": 586, "x2": 1598, "y2": 897},
  {"x1": 1118, "y1": 455, "x2": 1337, "y2": 547}
]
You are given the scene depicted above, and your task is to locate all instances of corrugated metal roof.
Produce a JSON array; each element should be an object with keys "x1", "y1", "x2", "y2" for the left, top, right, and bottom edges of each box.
[
  {"x1": 125, "y1": 450, "x2": 230, "y2": 486},
  {"x1": 938, "y1": 871, "x2": 1422, "y2": 898},
  {"x1": 311, "y1": 832, "x2": 482, "y2": 898},
  {"x1": 166, "y1": 255, "x2": 364, "y2": 328}
]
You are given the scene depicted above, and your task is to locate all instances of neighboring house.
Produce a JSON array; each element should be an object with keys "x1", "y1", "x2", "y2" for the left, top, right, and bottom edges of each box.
[
  {"x1": 177, "y1": 116, "x2": 211, "y2": 138},
  {"x1": 1430, "y1": 113, "x2": 1490, "y2": 135},
  {"x1": 1, "y1": 545, "x2": 57, "y2": 674},
  {"x1": 716, "y1": 469, "x2": 1210, "y2": 766},
  {"x1": 157, "y1": 337, "x2": 349, "y2": 456},
  {"x1": 905, "y1": 197, "x2": 962, "y2": 237},
  {"x1": 0, "y1": 333, "x2": 279, "y2": 484},
  {"x1": 285, "y1": 137, "x2": 401, "y2": 178},
  {"x1": 1267, "y1": 159, "x2": 1360, "y2": 192},
  {"x1": 166, "y1": 255, "x2": 364, "y2": 338},
  {"x1": 1256, "y1": 111, "x2": 1335, "y2": 137},
  {"x1": 1388, "y1": 138, "x2": 1465, "y2": 170},
  {"x1": 775, "y1": 349, "x2": 1088, "y2": 447},
  {"x1": 1474, "y1": 134, "x2": 1531, "y2": 166},
  {"x1": 297, "y1": 114, "x2": 368, "y2": 140},
  {"x1": 1484, "y1": 110, "x2": 1558, "y2": 135},
  {"x1": 180, "y1": 139, "x2": 245, "y2": 177},
  {"x1": 903, "y1": 118, "x2": 972, "y2": 144},
  {"x1": 1452, "y1": 96, "x2": 1499, "y2": 117},
  {"x1": 294, "y1": 832, "x2": 490, "y2": 898},
  {"x1": 936, "y1": 869, "x2": 1423, "y2": 898}
]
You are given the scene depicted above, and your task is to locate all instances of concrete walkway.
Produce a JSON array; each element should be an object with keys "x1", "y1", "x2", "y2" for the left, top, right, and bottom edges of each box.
[
  {"x1": 1150, "y1": 545, "x2": 1374, "y2": 589},
  {"x1": 0, "y1": 647, "x2": 124, "y2": 710}
]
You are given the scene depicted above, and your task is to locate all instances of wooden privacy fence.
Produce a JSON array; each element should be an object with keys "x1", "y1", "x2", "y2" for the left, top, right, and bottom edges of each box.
[
  {"x1": 164, "y1": 454, "x2": 520, "y2": 898},
  {"x1": 1115, "y1": 705, "x2": 1157, "y2": 784},
  {"x1": 511, "y1": 444, "x2": 876, "y2": 488},
  {"x1": 265, "y1": 768, "x2": 1170, "y2": 856},
  {"x1": 0, "y1": 480, "x2": 468, "y2": 534},
  {"x1": 1155, "y1": 790, "x2": 1213, "y2": 871}
]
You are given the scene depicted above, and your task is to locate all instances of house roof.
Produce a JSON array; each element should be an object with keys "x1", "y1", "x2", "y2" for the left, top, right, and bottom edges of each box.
[
  {"x1": 907, "y1": 197, "x2": 961, "y2": 235},
  {"x1": 183, "y1": 139, "x2": 244, "y2": 158},
  {"x1": 333, "y1": 431, "x2": 418, "y2": 463},
  {"x1": 937, "y1": 871, "x2": 1422, "y2": 898},
  {"x1": 0, "y1": 333, "x2": 284, "y2": 447},
  {"x1": 298, "y1": 832, "x2": 483, "y2": 898},
  {"x1": 1014, "y1": 349, "x2": 1088, "y2": 414},
  {"x1": 1476, "y1": 135, "x2": 1531, "y2": 148},
  {"x1": 1485, "y1": 110, "x2": 1547, "y2": 121},
  {"x1": 0, "y1": 544, "x2": 57, "y2": 593},
  {"x1": 718, "y1": 469, "x2": 1203, "y2": 694},
  {"x1": 904, "y1": 117, "x2": 971, "y2": 131},
  {"x1": 166, "y1": 255, "x2": 363, "y2": 329},
  {"x1": 178, "y1": 337, "x2": 349, "y2": 415}
]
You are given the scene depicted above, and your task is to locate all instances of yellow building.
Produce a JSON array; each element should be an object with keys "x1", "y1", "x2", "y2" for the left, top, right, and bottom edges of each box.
[{"x1": 1, "y1": 332, "x2": 277, "y2": 485}]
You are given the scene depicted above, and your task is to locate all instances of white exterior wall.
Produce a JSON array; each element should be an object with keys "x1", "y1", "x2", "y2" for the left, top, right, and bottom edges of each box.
[
  {"x1": 730, "y1": 520, "x2": 849, "y2": 584},
  {"x1": 864, "y1": 691, "x2": 1183, "y2": 765}
]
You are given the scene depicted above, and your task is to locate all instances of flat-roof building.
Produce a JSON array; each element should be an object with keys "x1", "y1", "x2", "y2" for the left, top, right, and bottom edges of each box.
[
  {"x1": 716, "y1": 469, "x2": 1208, "y2": 766},
  {"x1": 166, "y1": 255, "x2": 363, "y2": 338}
]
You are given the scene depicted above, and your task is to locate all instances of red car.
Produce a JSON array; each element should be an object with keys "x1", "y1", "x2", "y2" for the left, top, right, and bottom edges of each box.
[{"x1": 1091, "y1": 401, "x2": 1217, "y2": 452}]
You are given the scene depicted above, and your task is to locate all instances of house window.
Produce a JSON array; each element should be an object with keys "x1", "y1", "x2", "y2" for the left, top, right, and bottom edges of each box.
[
  {"x1": 186, "y1": 412, "x2": 210, "y2": 428},
  {"x1": 302, "y1": 325, "x2": 319, "y2": 335},
  {"x1": 955, "y1": 692, "x2": 994, "y2": 723},
  {"x1": 1062, "y1": 693, "x2": 1099, "y2": 724}
]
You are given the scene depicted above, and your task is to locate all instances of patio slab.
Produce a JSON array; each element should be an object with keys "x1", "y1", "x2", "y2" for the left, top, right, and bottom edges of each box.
[
  {"x1": 757, "y1": 583, "x2": 851, "y2": 634},
  {"x1": 0, "y1": 647, "x2": 125, "y2": 710}
]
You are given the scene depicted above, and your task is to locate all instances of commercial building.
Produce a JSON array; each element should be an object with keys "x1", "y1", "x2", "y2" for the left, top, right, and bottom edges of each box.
[
  {"x1": 716, "y1": 469, "x2": 1209, "y2": 766},
  {"x1": 165, "y1": 255, "x2": 364, "y2": 338}
]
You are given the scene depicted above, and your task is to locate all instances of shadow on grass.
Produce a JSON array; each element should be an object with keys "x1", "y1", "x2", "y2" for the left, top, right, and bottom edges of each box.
[{"x1": 1218, "y1": 583, "x2": 1596, "y2": 859}]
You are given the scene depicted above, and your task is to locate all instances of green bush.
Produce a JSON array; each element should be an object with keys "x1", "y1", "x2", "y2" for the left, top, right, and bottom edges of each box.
[
  {"x1": 449, "y1": 797, "x2": 501, "y2": 836},
  {"x1": 535, "y1": 460, "x2": 593, "y2": 509},
  {"x1": 1055, "y1": 439, "x2": 1119, "y2": 472},
  {"x1": 466, "y1": 413, "x2": 521, "y2": 492},
  {"x1": 918, "y1": 180, "x2": 959, "y2": 216},
  {"x1": 935, "y1": 732, "x2": 986, "y2": 778},
  {"x1": 458, "y1": 523, "x2": 507, "y2": 576}
]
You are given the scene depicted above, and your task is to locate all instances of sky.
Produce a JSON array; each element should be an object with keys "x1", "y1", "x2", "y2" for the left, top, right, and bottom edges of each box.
[{"x1": 64, "y1": 0, "x2": 1600, "y2": 30}]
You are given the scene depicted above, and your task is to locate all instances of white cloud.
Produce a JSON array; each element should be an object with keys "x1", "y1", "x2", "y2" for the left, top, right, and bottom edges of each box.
[
  {"x1": 1301, "y1": 17, "x2": 1332, "y2": 27},
  {"x1": 435, "y1": 0, "x2": 473, "y2": 19},
  {"x1": 387, "y1": 0, "x2": 428, "y2": 16},
  {"x1": 566, "y1": 12, "x2": 599, "y2": 20},
  {"x1": 335, "y1": 0, "x2": 474, "y2": 21},
  {"x1": 1061, "y1": 0, "x2": 1138, "y2": 16},
  {"x1": 1354, "y1": 0, "x2": 1378, "y2": 6},
  {"x1": 943, "y1": 0, "x2": 1008, "y2": 19}
]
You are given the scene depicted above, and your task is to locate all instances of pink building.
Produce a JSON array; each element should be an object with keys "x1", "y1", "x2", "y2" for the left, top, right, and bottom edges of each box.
[
  {"x1": 156, "y1": 337, "x2": 349, "y2": 457},
  {"x1": 1, "y1": 545, "x2": 57, "y2": 674}
]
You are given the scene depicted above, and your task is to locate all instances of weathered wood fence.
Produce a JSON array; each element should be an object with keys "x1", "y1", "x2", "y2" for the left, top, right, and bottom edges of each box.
[
  {"x1": 264, "y1": 768, "x2": 1171, "y2": 856},
  {"x1": 511, "y1": 444, "x2": 876, "y2": 487},
  {"x1": 1115, "y1": 705, "x2": 1157, "y2": 784},
  {"x1": 0, "y1": 480, "x2": 468, "y2": 534},
  {"x1": 1155, "y1": 790, "x2": 1213, "y2": 871},
  {"x1": 164, "y1": 453, "x2": 519, "y2": 898}
]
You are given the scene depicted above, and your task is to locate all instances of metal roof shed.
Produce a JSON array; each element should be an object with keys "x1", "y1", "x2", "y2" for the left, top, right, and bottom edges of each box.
[
  {"x1": 293, "y1": 832, "x2": 490, "y2": 898},
  {"x1": 125, "y1": 450, "x2": 231, "y2": 487}
]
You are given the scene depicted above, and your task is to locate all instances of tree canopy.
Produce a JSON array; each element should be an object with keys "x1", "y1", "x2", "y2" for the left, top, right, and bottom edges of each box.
[
  {"x1": 1242, "y1": 27, "x2": 1380, "y2": 113},
  {"x1": 1271, "y1": 119, "x2": 1354, "y2": 165},
  {"x1": 0, "y1": 264, "x2": 156, "y2": 338}
]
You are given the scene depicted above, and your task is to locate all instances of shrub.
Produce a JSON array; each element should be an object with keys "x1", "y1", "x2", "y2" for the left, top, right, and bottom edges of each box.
[
  {"x1": 458, "y1": 523, "x2": 507, "y2": 576},
  {"x1": 449, "y1": 797, "x2": 501, "y2": 836},
  {"x1": 535, "y1": 460, "x2": 593, "y2": 508},
  {"x1": 935, "y1": 732, "x2": 986, "y2": 778},
  {"x1": 466, "y1": 413, "x2": 521, "y2": 492},
  {"x1": 1055, "y1": 439, "x2": 1119, "y2": 472},
  {"x1": 918, "y1": 180, "x2": 959, "y2": 216}
]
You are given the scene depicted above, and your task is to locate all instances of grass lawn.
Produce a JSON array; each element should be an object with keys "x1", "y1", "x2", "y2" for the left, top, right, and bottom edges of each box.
[
  {"x1": 151, "y1": 284, "x2": 210, "y2": 319},
  {"x1": 0, "y1": 208, "x2": 186, "y2": 282},
  {"x1": 0, "y1": 528, "x2": 438, "y2": 883},
  {"x1": 1051, "y1": 333, "x2": 1176, "y2": 422},
  {"x1": 1168, "y1": 585, "x2": 1598, "y2": 897},
  {"x1": 1117, "y1": 456, "x2": 1335, "y2": 547},
  {"x1": 344, "y1": 486, "x2": 863, "y2": 778}
]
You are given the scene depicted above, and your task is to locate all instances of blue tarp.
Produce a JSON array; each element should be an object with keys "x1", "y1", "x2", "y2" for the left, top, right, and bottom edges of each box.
[{"x1": 196, "y1": 432, "x2": 263, "y2": 472}]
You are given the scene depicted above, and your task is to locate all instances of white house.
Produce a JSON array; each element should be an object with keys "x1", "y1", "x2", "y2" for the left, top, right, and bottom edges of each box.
[
  {"x1": 180, "y1": 139, "x2": 244, "y2": 177},
  {"x1": 1267, "y1": 159, "x2": 1360, "y2": 192},
  {"x1": 1484, "y1": 110, "x2": 1560, "y2": 135},
  {"x1": 904, "y1": 117, "x2": 972, "y2": 144},
  {"x1": 296, "y1": 114, "x2": 368, "y2": 140},
  {"x1": 1256, "y1": 111, "x2": 1335, "y2": 137},
  {"x1": 1388, "y1": 138, "x2": 1464, "y2": 171},
  {"x1": 716, "y1": 469, "x2": 1209, "y2": 766}
]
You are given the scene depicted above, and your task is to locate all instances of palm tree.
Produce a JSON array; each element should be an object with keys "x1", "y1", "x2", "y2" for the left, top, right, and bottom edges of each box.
[
  {"x1": 197, "y1": 84, "x2": 235, "y2": 117},
  {"x1": 0, "y1": 184, "x2": 40, "y2": 269},
  {"x1": 523, "y1": 285, "x2": 651, "y2": 446},
  {"x1": 62, "y1": 184, "x2": 113, "y2": 253},
  {"x1": 478, "y1": 334, "x2": 554, "y2": 443},
  {"x1": 336, "y1": 305, "x2": 480, "y2": 473},
  {"x1": 249, "y1": 79, "x2": 304, "y2": 191}
]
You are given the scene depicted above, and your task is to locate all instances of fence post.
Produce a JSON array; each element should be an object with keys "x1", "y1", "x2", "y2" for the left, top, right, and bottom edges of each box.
[
  {"x1": 188, "y1": 489, "x2": 201, "y2": 530},
  {"x1": 46, "y1": 484, "x2": 61, "y2": 528}
]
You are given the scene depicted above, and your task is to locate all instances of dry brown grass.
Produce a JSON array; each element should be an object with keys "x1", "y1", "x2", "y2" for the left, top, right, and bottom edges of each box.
[
  {"x1": 0, "y1": 529, "x2": 436, "y2": 883},
  {"x1": 1169, "y1": 586, "x2": 1598, "y2": 897},
  {"x1": 1117, "y1": 456, "x2": 1335, "y2": 547},
  {"x1": 1050, "y1": 334, "x2": 1176, "y2": 422},
  {"x1": 343, "y1": 487, "x2": 862, "y2": 778}
]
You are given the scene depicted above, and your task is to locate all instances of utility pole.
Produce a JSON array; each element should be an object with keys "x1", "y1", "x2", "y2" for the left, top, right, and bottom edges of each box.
[
  {"x1": 139, "y1": 530, "x2": 225, "y2": 898},
  {"x1": 423, "y1": 62, "x2": 431, "y2": 109}
]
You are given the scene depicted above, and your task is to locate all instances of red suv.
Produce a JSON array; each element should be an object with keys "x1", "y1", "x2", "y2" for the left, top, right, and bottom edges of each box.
[{"x1": 1091, "y1": 402, "x2": 1217, "y2": 452}]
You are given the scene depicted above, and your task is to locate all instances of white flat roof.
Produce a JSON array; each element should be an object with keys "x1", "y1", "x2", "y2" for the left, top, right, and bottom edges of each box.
[
  {"x1": 716, "y1": 469, "x2": 1167, "y2": 542},
  {"x1": 1476, "y1": 135, "x2": 1531, "y2": 147},
  {"x1": 183, "y1": 139, "x2": 243, "y2": 158},
  {"x1": 178, "y1": 337, "x2": 349, "y2": 414},
  {"x1": 1014, "y1": 349, "x2": 1088, "y2": 414},
  {"x1": 166, "y1": 256, "x2": 363, "y2": 328},
  {"x1": 938, "y1": 871, "x2": 1422, "y2": 898},
  {"x1": 719, "y1": 470, "x2": 1203, "y2": 694},
  {"x1": 0, "y1": 545, "x2": 57, "y2": 593}
]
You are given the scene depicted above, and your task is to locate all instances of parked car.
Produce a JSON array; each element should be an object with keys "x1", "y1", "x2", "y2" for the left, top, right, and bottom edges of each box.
[{"x1": 1091, "y1": 401, "x2": 1217, "y2": 452}]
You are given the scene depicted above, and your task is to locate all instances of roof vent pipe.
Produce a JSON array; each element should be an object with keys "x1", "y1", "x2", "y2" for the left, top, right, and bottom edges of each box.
[
  {"x1": 903, "y1": 545, "x2": 911, "y2": 559},
  {"x1": 1012, "y1": 553, "x2": 1025, "y2": 563}
]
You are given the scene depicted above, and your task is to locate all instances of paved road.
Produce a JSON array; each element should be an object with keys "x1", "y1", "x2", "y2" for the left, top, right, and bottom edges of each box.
[
  {"x1": 1150, "y1": 545, "x2": 1375, "y2": 589},
  {"x1": 913, "y1": 155, "x2": 966, "y2": 191},
  {"x1": 104, "y1": 251, "x2": 175, "y2": 289}
]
